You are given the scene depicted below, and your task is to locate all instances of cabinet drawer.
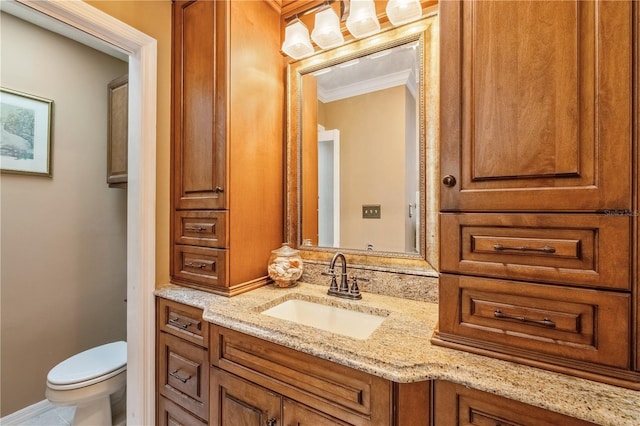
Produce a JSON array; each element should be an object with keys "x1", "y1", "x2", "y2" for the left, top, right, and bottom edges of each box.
[
  {"x1": 158, "y1": 332, "x2": 209, "y2": 421},
  {"x1": 434, "y1": 381, "x2": 596, "y2": 425},
  {"x1": 440, "y1": 213, "x2": 630, "y2": 290},
  {"x1": 438, "y1": 274, "x2": 630, "y2": 369},
  {"x1": 173, "y1": 245, "x2": 227, "y2": 289},
  {"x1": 157, "y1": 298, "x2": 208, "y2": 347},
  {"x1": 158, "y1": 396, "x2": 207, "y2": 426},
  {"x1": 175, "y1": 210, "x2": 227, "y2": 248},
  {"x1": 210, "y1": 326, "x2": 391, "y2": 425}
]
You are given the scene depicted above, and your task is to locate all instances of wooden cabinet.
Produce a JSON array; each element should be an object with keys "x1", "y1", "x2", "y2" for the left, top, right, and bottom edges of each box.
[
  {"x1": 433, "y1": 381, "x2": 596, "y2": 426},
  {"x1": 438, "y1": 274, "x2": 631, "y2": 370},
  {"x1": 158, "y1": 396, "x2": 207, "y2": 426},
  {"x1": 107, "y1": 74, "x2": 128, "y2": 188},
  {"x1": 209, "y1": 325, "x2": 430, "y2": 426},
  {"x1": 283, "y1": 398, "x2": 354, "y2": 426},
  {"x1": 156, "y1": 298, "x2": 607, "y2": 426},
  {"x1": 171, "y1": 0, "x2": 284, "y2": 296},
  {"x1": 210, "y1": 369, "x2": 280, "y2": 426},
  {"x1": 435, "y1": 0, "x2": 639, "y2": 390},
  {"x1": 440, "y1": 0, "x2": 632, "y2": 212},
  {"x1": 157, "y1": 298, "x2": 209, "y2": 424}
]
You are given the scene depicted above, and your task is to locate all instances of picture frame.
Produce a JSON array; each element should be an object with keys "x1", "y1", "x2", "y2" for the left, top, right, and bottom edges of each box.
[{"x1": 0, "y1": 87, "x2": 53, "y2": 176}]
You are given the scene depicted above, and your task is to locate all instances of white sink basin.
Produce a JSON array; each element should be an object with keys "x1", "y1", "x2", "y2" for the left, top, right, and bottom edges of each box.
[{"x1": 261, "y1": 299, "x2": 387, "y2": 340}]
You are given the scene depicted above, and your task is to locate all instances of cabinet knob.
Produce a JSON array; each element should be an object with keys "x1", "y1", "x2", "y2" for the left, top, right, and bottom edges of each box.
[
  {"x1": 442, "y1": 175, "x2": 457, "y2": 187},
  {"x1": 266, "y1": 419, "x2": 277, "y2": 426},
  {"x1": 214, "y1": 186, "x2": 224, "y2": 193}
]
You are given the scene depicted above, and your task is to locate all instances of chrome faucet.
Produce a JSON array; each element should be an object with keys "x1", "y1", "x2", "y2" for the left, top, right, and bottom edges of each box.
[{"x1": 322, "y1": 252, "x2": 367, "y2": 300}]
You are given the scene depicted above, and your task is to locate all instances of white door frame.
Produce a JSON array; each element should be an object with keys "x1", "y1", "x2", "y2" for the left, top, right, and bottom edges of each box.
[{"x1": 10, "y1": 1, "x2": 158, "y2": 424}]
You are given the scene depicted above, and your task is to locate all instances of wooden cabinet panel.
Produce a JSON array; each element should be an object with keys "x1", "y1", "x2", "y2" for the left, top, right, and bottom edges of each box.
[
  {"x1": 175, "y1": 211, "x2": 227, "y2": 248},
  {"x1": 158, "y1": 333, "x2": 209, "y2": 421},
  {"x1": 434, "y1": 381, "x2": 596, "y2": 426},
  {"x1": 437, "y1": 274, "x2": 631, "y2": 371},
  {"x1": 440, "y1": 213, "x2": 631, "y2": 290},
  {"x1": 210, "y1": 368, "x2": 281, "y2": 426},
  {"x1": 170, "y1": 0, "x2": 284, "y2": 295},
  {"x1": 157, "y1": 298, "x2": 208, "y2": 348},
  {"x1": 173, "y1": 245, "x2": 227, "y2": 290},
  {"x1": 211, "y1": 325, "x2": 393, "y2": 425},
  {"x1": 172, "y1": 0, "x2": 226, "y2": 211},
  {"x1": 158, "y1": 396, "x2": 207, "y2": 426},
  {"x1": 440, "y1": 0, "x2": 632, "y2": 211},
  {"x1": 283, "y1": 398, "x2": 353, "y2": 426},
  {"x1": 107, "y1": 74, "x2": 128, "y2": 188}
]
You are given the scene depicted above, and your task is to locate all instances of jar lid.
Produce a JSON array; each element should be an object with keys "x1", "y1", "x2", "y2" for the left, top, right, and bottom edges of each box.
[{"x1": 272, "y1": 243, "x2": 299, "y2": 256}]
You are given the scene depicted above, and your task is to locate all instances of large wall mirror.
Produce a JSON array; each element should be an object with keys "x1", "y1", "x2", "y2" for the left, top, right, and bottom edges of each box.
[{"x1": 286, "y1": 16, "x2": 439, "y2": 273}]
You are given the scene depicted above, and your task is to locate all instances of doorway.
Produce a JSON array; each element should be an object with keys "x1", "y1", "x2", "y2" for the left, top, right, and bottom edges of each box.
[
  {"x1": 317, "y1": 128, "x2": 340, "y2": 247},
  {"x1": 2, "y1": 1, "x2": 157, "y2": 423}
]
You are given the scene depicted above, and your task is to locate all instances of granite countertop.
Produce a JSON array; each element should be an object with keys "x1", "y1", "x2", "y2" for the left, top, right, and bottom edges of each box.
[{"x1": 156, "y1": 282, "x2": 640, "y2": 426}]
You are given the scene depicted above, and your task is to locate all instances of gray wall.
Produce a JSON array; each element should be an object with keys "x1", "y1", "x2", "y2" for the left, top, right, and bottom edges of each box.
[{"x1": 0, "y1": 12, "x2": 128, "y2": 416}]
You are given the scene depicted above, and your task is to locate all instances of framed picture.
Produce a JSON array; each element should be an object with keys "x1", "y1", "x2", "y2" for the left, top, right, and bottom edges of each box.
[{"x1": 0, "y1": 88, "x2": 53, "y2": 176}]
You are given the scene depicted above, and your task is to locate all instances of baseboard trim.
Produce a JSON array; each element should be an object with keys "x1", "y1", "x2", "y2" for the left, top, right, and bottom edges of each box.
[{"x1": 0, "y1": 400, "x2": 55, "y2": 426}]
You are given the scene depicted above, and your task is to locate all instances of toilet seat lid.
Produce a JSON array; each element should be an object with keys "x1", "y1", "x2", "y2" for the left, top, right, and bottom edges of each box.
[{"x1": 47, "y1": 341, "x2": 127, "y2": 387}]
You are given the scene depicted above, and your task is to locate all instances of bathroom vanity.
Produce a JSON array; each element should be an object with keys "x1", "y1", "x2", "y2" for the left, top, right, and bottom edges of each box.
[
  {"x1": 155, "y1": 285, "x2": 639, "y2": 425},
  {"x1": 163, "y1": 0, "x2": 640, "y2": 424}
]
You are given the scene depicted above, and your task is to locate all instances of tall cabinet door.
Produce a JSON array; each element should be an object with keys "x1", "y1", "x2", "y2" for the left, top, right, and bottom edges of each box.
[
  {"x1": 172, "y1": 0, "x2": 227, "y2": 210},
  {"x1": 440, "y1": 0, "x2": 632, "y2": 212}
]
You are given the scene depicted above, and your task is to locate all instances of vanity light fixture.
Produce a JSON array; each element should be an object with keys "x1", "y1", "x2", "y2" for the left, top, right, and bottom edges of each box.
[
  {"x1": 311, "y1": 6, "x2": 344, "y2": 49},
  {"x1": 385, "y1": 0, "x2": 422, "y2": 26},
  {"x1": 281, "y1": 0, "x2": 425, "y2": 60},
  {"x1": 282, "y1": 18, "x2": 314, "y2": 60},
  {"x1": 346, "y1": 0, "x2": 381, "y2": 39}
]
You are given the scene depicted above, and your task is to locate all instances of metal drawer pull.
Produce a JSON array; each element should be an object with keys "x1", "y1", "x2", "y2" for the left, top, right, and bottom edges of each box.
[
  {"x1": 266, "y1": 419, "x2": 277, "y2": 426},
  {"x1": 168, "y1": 318, "x2": 192, "y2": 329},
  {"x1": 184, "y1": 225, "x2": 207, "y2": 232},
  {"x1": 169, "y1": 369, "x2": 192, "y2": 383},
  {"x1": 185, "y1": 262, "x2": 208, "y2": 269},
  {"x1": 493, "y1": 244, "x2": 556, "y2": 254},
  {"x1": 494, "y1": 310, "x2": 556, "y2": 328}
]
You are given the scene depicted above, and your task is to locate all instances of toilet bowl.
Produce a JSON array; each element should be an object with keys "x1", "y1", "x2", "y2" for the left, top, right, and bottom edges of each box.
[{"x1": 46, "y1": 341, "x2": 127, "y2": 426}]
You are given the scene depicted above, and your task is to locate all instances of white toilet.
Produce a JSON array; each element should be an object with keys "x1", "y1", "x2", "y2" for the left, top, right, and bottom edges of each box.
[{"x1": 46, "y1": 341, "x2": 127, "y2": 426}]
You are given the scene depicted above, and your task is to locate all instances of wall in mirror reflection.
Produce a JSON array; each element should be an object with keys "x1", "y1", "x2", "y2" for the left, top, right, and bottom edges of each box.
[{"x1": 300, "y1": 40, "x2": 421, "y2": 254}]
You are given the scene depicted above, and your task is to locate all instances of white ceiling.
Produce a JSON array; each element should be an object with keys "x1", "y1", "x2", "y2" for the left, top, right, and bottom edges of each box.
[{"x1": 314, "y1": 41, "x2": 419, "y2": 102}]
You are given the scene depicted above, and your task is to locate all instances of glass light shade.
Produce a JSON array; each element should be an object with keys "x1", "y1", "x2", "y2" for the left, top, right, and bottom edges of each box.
[
  {"x1": 311, "y1": 7, "x2": 344, "y2": 49},
  {"x1": 282, "y1": 20, "x2": 314, "y2": 59},
  {"x1": 346, "y1": 0, "x2": 380, "y2": 39},
  {"x1": 386, "y1": 0, "x2": 422, "y2": 26}
]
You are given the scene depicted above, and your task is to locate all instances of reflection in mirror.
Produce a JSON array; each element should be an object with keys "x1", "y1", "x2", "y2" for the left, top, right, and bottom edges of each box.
[
  {"x1": 300, "y1": 40, "x2": 422, "y2": 254},
  {"x1": 287, "y1": 16, "x2": 439, "y2": 272}
]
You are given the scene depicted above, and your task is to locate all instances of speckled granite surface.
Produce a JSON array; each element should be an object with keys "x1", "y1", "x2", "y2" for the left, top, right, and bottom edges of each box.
[
  {"x1": 155, "y1": 282, "x2": 640, "y2": 426},
  {"x1": 302, "y1": 261, "x2": 439, "y2": 303}
]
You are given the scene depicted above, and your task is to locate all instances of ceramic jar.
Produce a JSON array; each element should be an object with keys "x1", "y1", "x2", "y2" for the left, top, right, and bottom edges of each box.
[{"x1": 267, "y1": 243, "x2": 303, "y2": 287}]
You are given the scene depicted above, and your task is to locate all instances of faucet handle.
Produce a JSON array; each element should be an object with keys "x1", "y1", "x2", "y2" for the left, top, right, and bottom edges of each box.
[
  {"x1": 349, "y1": 276, "x2": 369, "y2": 299},
  {"x1": 322, "y1": 270, "x2": 339, "y2": 292}
]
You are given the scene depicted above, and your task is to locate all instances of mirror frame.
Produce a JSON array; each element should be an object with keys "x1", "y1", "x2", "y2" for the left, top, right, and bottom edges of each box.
[{"x1": 285, "y1": 15, "x2": 439, "y2": 275}]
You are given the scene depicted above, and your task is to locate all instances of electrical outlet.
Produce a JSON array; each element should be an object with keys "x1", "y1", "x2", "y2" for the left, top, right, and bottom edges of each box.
[{"x1": 362, "y1": 204, "x2": 381, "y2": 219}]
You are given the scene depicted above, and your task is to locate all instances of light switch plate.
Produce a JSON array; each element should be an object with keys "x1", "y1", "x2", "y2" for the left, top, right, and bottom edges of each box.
[{"x1": 362, "y1": 204, "x2": 381, "y2": 219}]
